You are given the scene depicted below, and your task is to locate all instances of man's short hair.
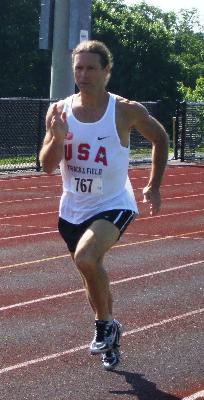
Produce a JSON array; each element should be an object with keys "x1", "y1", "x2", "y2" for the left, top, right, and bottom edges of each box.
[{"x1": 72, "y1": 40, "x2": 114, "y2": 70}]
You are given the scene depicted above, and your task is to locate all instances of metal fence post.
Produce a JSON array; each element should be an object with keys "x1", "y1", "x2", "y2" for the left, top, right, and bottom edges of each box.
[
  {"x1": 174, "y1": 100, "x2": 180, "y2": 160},
  {"x1": 156, "y1": 99, "x2": 161, "y2": 121},
  {"x1": 180, "y1": 101, "x2": 186, "y2": 162},
  {"x1": 36, "y1": 99, "x2": 43, "y2": 171}
]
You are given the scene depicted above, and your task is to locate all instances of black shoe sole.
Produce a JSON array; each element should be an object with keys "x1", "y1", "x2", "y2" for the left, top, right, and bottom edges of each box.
[
  {"x1": 102, "y1": 321, "x2": 122, "y2": 370},
  {"x1": 102, "y1": 348, "x2": 121, "y2": 370}
]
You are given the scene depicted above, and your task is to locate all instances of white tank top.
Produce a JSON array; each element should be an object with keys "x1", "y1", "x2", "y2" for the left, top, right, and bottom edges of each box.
[{"x1": 59, "y1": 92, "x2": 138, "y2": 224}]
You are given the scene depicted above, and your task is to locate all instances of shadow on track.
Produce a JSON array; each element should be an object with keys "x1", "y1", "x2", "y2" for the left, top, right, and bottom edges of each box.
[{"x1": 109, "y1": 370, "x2": 181, "y2": 399}]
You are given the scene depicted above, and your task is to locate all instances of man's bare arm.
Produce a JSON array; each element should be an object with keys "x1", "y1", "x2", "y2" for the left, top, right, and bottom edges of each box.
[
  {"x1": 39, "y1": 102, "x2": 67, "y2": 174},
  {"x1": 131, "y1": 103, "x2": 169, "y2": 215}
]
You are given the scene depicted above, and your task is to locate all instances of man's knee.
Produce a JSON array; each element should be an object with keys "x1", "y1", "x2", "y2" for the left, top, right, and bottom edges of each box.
[{"x1": 74, "y1": 245, "x2": 99, "y2": 275}]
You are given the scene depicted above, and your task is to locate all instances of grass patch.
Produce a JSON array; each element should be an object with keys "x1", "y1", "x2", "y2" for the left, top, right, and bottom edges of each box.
[{"x1": 0, "y1": 155, "x2": 36, "y2": 166}]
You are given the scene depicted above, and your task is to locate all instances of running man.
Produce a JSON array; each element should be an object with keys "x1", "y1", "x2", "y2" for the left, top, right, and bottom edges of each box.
[{"x1": 39, "y1": 40, "x2": 169, "y2": 370}]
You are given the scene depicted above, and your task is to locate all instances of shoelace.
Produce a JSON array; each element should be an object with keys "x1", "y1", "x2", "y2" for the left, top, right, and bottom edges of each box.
[{"x1": 94, "y1": 321, "x2": 113, "y2": 342}]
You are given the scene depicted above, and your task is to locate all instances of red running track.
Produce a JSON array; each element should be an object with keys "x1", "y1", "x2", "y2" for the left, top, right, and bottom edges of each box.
[{"x1": 0, "y1": 164, "x2": 204, "y2": 400}]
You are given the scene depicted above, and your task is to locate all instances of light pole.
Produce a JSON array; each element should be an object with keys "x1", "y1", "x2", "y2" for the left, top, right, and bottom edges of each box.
[
  {"x1": 39, "y1": 0, "x2": 92, "y2": 99},
  {"x1": 50, "y1": 0, "x2": 74, "y2": 99}
]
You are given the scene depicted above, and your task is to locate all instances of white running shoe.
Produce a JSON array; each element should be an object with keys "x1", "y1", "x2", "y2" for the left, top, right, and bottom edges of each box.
[
  {"x1": 101, "y1": 319, "x2": 122, "y2": 370},
  {"x1": 90, "y1": 320, "x2": 119, "y2": 354}
]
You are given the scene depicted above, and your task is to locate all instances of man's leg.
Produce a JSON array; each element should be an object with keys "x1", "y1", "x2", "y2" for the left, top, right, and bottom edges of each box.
[
  {"x1": 72, "y1": 219, "x2": 121, "y2": 354},
  {"x1": 60, "y1": 211, "x2": 135, "y2": 366},
  {"x1": 73, "y1": 219, "x2": 119, "y2": 321}
]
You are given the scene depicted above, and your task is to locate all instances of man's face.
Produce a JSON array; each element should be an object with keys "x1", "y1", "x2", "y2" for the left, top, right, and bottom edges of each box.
[{"x1": 73, "y1": 52, "x2": 110, "y2": 93}]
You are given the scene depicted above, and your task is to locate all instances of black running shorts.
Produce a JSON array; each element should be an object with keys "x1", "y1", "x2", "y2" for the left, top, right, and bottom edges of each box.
[{"x1": 58, "y1": 209, "x2": 136, "y2": 253}]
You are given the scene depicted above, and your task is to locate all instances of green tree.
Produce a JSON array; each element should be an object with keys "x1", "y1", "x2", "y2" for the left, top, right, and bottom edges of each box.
[
  {"x1": 0, "y1": 0, "x2": 51, "y2": 97},
  {"x1": 0, "y1": 0, "x2": 204, "y2": 104},
  {"x1": 172, "y1": 9, "x2": 204, "y2": 91},
  {"x1": 178, "y1": 77, "x2": 204, "y2": 102},
  {"x1": 92, "y1": 0, "x2": 181, "y2": 102}
]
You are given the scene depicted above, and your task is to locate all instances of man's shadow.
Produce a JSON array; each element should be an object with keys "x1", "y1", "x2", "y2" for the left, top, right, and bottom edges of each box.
[{"x1": 109, "y1": 370, "x2": 181, "y2": 399}]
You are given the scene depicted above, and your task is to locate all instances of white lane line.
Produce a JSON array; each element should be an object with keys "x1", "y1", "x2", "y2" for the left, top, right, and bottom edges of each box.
[
  {"x1": 1, "y1": 192, "x2": 203, "y2": 206},
  {"x1": 138, "y1": 208, "x2": 204, "y2": 221},
  {"x1": 0, "y1": 169, "x2": 202, "y2": 183},
  {"x1": 155, "y1": 194, "x2": 204, "y2": 201},
  {"x1": 130, "y1": 172, "x2": 204, "y2": 180},
  {"x1": 161, "y1": 181, "x2": 204, "y2": 188},
  {"x1": 2, "y1": 184, "x2": 61, "y2": 191},
  {"x1": 0, "y1": 174, "x2": 61, "y2": 183},
  {"x1": 135, "y1": 181, "x2": 204, "y2": 191},
  {"x1": 2, "y1": 169, "x2": 200, "y2": 183},
  {"x1": 123, "y1": 308, "x2": 204, "y2": 337},
  {"x1": 1, "y1": 171, "x2": 202, "y2": 185},
  {"x1": 0, "y1": 288, "x2": 85, "y2": 311},
  {"x1": 113, "y1": 230, "x2": 204, "y2": 248},
  {"x1": 125, "y1": 233, "x2": 161, "y2": 236},
  {"x1": 179, "y1": 237, "x2": 203, "y2": 240},
  {"x1": 1, "y1": 181, "x2": 203, "y2": 205},
  {"x1": 0, "y1": 211, "x2": 57, "y2": 220},
  {"x1": 0, "y1": 254, "x2": 70, "y2": 271},
  {"x1": 1, "y1": 223, "x2": 54, "y2": 229},
  {"x1": 0, "y1": 260, "x2": 203, "y2": 312},
  {"x1": 0, "y1": 308, "x2": 203, "y2": 375},
  {"x1": 0, "y1": 230, "x2": 58, "y2": 240},
  {"x1": 0, "y1": 196, "x2": 60, "y2": 205},
  {"x1": 163, "y1": 193, "x2": 204, "y2": 200},
  {"x1": 182, "y1": 391, "x2": 204, "y2": 399}
]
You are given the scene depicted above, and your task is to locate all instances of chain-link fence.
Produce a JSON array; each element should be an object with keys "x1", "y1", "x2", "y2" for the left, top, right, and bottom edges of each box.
[
  {"x1": 0, "y1": 98, "x2": 54, "y2": 172},
  {"x1": 0, "y1": 98, "x2": 161, "y2": 173},
  {"x1": 174, "y1": 101, "x2": 204, "y2": 163},
  {"x1": 130, "y1": 101, "x2": 161, "y2": 164}
]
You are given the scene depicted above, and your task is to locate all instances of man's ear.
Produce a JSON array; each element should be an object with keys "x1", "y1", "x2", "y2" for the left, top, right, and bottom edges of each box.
[{"x1": 104, "y1": 66, "x2": 112, "y2": 85}]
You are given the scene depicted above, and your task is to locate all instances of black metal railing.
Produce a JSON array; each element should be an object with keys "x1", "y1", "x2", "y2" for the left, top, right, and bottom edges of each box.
[{"x1": 175, "y1": 101, "x2": 204, "y2": 162}]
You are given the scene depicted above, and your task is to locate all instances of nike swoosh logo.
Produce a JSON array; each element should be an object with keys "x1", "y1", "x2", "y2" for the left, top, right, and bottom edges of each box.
[{"x1": 97, "y1": 136, "x2": 110, "y2": 140}]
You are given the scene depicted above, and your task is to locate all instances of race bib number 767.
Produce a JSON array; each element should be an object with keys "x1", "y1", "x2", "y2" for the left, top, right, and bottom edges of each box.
[{"x1": 70, "y1": 176, "x2": 103, "y2": 194}]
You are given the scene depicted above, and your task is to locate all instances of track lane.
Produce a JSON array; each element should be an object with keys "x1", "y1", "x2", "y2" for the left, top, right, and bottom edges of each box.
[
  {"x1": 0, "y1": 165, "x2": 203, "y2": 399},
  {"x1": 0, "y1": 262, "x2": 203, "y2": 366},
  {"x1": 0, "y1": 311, "x2": 203, "y2": 400},
  {"x1": 0, "y1": 194, "x2": 204, "y2": 239},
  {"x1": 0, "y1": 259, "x2": 203, "y2": 311}
]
